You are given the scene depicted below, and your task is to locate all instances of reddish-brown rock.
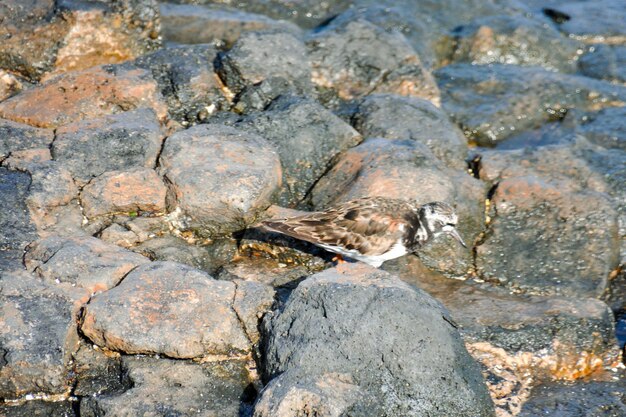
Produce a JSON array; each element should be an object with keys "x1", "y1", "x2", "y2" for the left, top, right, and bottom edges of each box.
[
  {"x1": 81, "y1": 261, "x2": 270, "y2": 358},
  {"x1": 81, "y1": 168, "x2": 167, "y2": 219},
  {"x1": 0, "y1": 65, "x2": 167, "y2": 128}
]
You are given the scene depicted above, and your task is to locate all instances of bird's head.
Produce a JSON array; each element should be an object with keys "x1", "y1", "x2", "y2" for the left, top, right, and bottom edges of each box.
[{"x1": 419, "y1": 202, "x2": 466, "y2": 247}]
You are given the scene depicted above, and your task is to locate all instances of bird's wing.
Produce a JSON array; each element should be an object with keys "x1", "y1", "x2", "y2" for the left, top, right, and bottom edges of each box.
[{"x1": 262, "y1": 198, "x2": 408, "y2": 256}]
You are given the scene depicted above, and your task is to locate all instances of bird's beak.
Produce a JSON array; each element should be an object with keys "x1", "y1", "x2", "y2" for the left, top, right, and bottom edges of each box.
[{"x1": 443, "y1": 225, "x2": 467, "y2": 248}]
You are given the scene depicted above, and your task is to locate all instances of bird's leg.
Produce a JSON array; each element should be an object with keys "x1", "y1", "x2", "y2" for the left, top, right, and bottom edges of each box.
[{"x1": 332, "y1": 254, "x2": 346, "y2": 264}]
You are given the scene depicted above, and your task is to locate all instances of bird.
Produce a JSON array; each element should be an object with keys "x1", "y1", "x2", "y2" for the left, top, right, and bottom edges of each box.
[{"x1": 261, "y1": 196, "x2": 466, "y2": 268}]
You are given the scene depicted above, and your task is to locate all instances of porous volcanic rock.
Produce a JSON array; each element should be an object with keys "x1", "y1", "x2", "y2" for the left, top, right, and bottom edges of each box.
[
  {"x1": 0, "y1": 118, "x2": 53, "y2": 159},
  {"x1": 158, "y1": 123, "x2": 281, "y2": 237},
  {"x1": 53, "y1": 109, "x2": 164, "y2": 184},
  {"x1": 81, "y1": 261, "x2": 272, "y2": 358},
  {"x1": 257, "y1": 264, "x2": 495, "y2": 416},
  {"x1": 25, "y1": 235, "x2": 150, "y2": 294}
]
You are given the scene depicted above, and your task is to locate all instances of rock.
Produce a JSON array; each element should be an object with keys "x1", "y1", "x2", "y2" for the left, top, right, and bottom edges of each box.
[
  {"x1": 306, "y1": 19, "x2": 440, "y2": 106},
  {"x1": 160, "y1": 3, "x2": 301, "y2": 47},
  {"x1": 80, "y1": 168, "x2": 167, "y2": 219},
  {"x1": 446, "y1": 15, "x2": 580, "y2": 72},
  {"x1": 233, "y1": 96, "x2": 362, "y2": 207},
  {"x1": 80, "y1": 356, "x2": 255, "y2": 417},
  {"x1": 0, "y1": 400, "x2": 76, "y2": 417},
  {"x1": 20, "y1": 161, "x2": 82, "y2": 236},
  {"x1": 576, "y1": 145, "x2": 626, "y2": 263},
  {"x1": 475, "y1": 145, "x2": 620, "y2": 297},
  {"x1": 518, "y1": 375, "x2": 626, "y2": 417},
  {"x1": 0, "y1": 70, "x2": 24, "y2": 102},
  {"x1": 219, "y1": 257, "x2": 314, "y2": 289},
  {"x1": 0, "y1": 65, "x2": 168, "y2": 128},
  {"x1": 2, "y1": 148, "x2": 51, "y2": 168},
  {"x1": 574, "y1": 107, "x2": 626, "y2": 151},
  {"x1": 216, "y1": 30, "x2": 313, "y2": 112},
  {"x1": 25, "y1": 235, "x2": 150, "y2": 294},
  {"x1": 0, "y1": 168, "x2": 38, "y2": 268},
  {"x1": 435, "y1": 64, "x2": 626, "y2": 146},
  {"x1": 310, "y1": 138, "x2": 485, "y2": 277},
  {"x1": 543, "y1": 0, "x2": 626, "y2": 43},
  {"x1": 232, "y1": 280, "x2": 276, "y2": 345},
  {"x1": 158, "y1": 123, "x2": 281, "y2": 237},
  {"x1": 258, "y1": 263, "x2": 495, "y2": 416},
  {"x1": 99, "y1": 223, "x2": 141, "y2": 248},
  {"x1": 165, "y1": 0, "x2": 352, "y2": 29},
  {"x1": 0, "y1": 0, "x2": 160, "y2": 81},
  {"x1": 131, "y1": 44, "x2": 229, "y2": 123},
  {"x1": 578, "y1": 45, "x2": 626, "y2": 83},
  {"x1": 0, "y1": 118, "x2": 53, "y2": 159},
  {"x1": 0, "y1": 269, "x2": 88, "y2": 399},
  {"x1": 384, "y1": 255, "x2": 621, "y2": 416},
  {"x1": 81, "y1": 261, "x2": 266, "y2": 358},
  {"x1": 132, "y1": 235, "x2": 238, "y2": 275},
  {"x1": 52, "y1": 109, "x2": 164, "y2": 184},
  {"x1": 352, "y1": 94, "x2": 468, "y2": 170},
  {"x1": 72, "y1": 343, "x2": 129, "y2": 397}
]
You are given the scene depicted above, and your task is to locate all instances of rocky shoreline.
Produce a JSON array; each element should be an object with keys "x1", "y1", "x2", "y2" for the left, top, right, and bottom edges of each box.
[{"x1": 1, "y1": 0, "x2": 625, "y2": 416}]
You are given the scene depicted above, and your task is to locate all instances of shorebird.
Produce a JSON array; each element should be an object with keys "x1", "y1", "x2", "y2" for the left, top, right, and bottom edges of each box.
[{"x1": 262, "y1": 196, "x2": 466, "y2": 267}]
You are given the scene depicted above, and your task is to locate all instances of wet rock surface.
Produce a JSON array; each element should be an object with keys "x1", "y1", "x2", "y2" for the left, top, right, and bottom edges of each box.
[{"x1": 1, "y1": 0, "x2": 624, "y2": 415}]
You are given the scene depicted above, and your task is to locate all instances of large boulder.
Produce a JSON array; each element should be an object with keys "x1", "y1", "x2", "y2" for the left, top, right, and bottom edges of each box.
[
  {"x1": 158, "y1": 123, "x2": 281, "y2": 237},
  {"x1": 257, "y1": 264, "x2": 495, "y2": 416},
  {"x1": 81, "y1": 261, "x2": 274, "y2": 358}
]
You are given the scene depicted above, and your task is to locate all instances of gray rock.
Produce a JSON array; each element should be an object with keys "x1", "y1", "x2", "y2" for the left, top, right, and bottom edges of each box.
[
  {"x1": 73, "y1": 343, "x2": 129, "y2": 397},
  {"x1": 306, "y1": 19, "x2": 440, "y2": 106},
  {"x1": 233, "y1": 280, "x2": 276, "y2": 345},
  {"x1": 160, "y1": 3, "x2": 301, "y2": 47},
  {"x1": 25, "y1": 235, "x2": 150, "y2": 294},
  {"x1": 0, "y1": 400, "x2": 77, "y2": 417},
  {"x1": 81, "y1": 261, "x2": 259, "y2": 358},
  {"x1": 131, "y1": 44, "x2": 230, "y2": 123},
  {"x1": 258, "y1": 264, "x2": 495, "y2": 416},
  {"x1": 518, "y1": 376, "x2": 626, "y2": 417},
  {"x1": 446, "y1": 14, "x2": 581, "y2": 72},
  {"x1": 310, "y1": 138, "x2": 486, "y2": 278},
  {"x1": 575, "y1": 107, "x2": 626, "y2": 151},
  {"x1": 158, "y1": 123, "x2": 281, "y2": 237},
  {"x1": 216, "y1": 30, "x2": 313, "y2": 112},
  {"x1": 579, "y1": 44, "x2": 626, "y2": 83},
  {"x1": 475, "y1": 145, "x2": 620, "y2": 297},
  {"x1": 80, "y1": 356, "x2": 254, "y2": 417},
  {"x1": 233, "y1": 96, "x2": 362, "y2": 207},
  {"x1": 352, "y1": 94, "x2": 469, "y2": 170},
  {"x1": 52, "y1": 108, "x2": 164, "y2": 184},
  {"x1": 435, "y1": 64, "x2": 626, "y2": 146},
  {"x1": 0, "y1": 269, "x2": 88, "y2": 399},
  {"x1": 0, "y1": 118, "x2": 53, "y2": 159},
  {"x1": 543, "y1": 0, "x2": 626, "y2": 41},
  {"x1": 0, "y1": 168, "x2": 37, "y2": 269}
]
